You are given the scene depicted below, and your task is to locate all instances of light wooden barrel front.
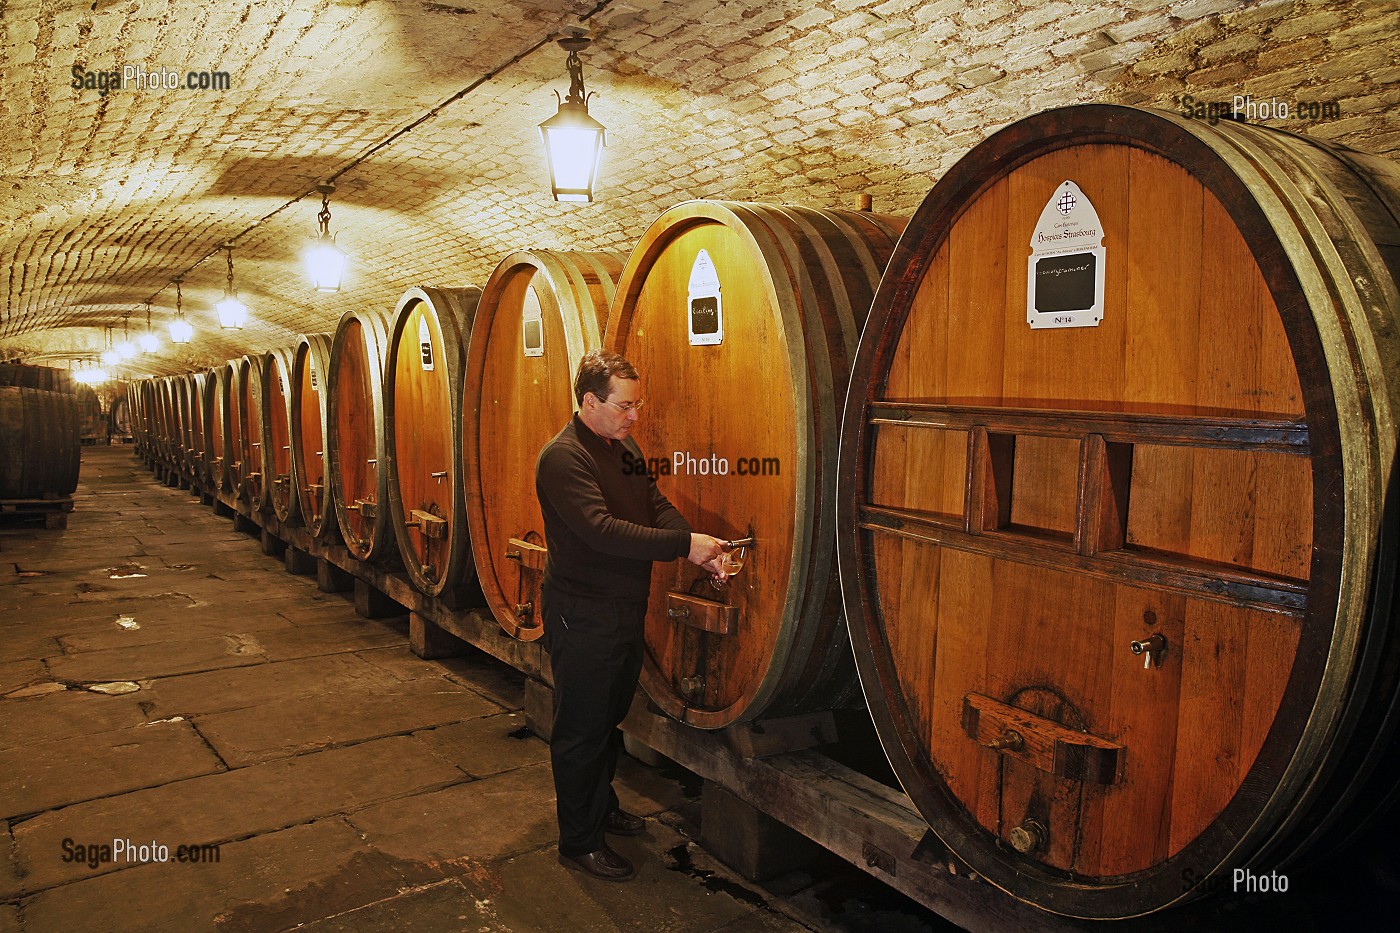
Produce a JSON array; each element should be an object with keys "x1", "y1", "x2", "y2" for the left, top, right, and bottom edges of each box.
[
  {"x1": 607, "y1": 201, "x2": 904, "y2": 729},
  {"x1": 266, "y1": 348, "x2": 299, "y2": 524},
  {"x1": 328, "y1": 308, "x2": 396, "y2": 563},
  {"x1": 210, "y1": 362, "x2": 237, "y2": 492},
  {"x1": 838, "y1": 103, "x2": 1400, "y2": 917},
  {"x1": 235, "y1": 354, "x2": 270, "y2": 508},
  {"x1": 0, "y1": 386, "x2": 80, "y2": 497},
  {"x1": 465, "y1": 250, "x2": 624, "y2": 639},
  {"x1": 184, "y1": 373, "x2": 207, "y2": 478},
  {"x1": 292, "y1": 334, "x2": 336, "y2": 541},
  {"x1": 385, "y1": 286, "x2": 483, "y2": 604}
]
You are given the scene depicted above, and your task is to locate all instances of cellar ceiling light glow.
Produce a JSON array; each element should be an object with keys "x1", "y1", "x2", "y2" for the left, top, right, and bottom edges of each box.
[{"x1": 539, "y1": 26, "x2": 606, "y2": 203}]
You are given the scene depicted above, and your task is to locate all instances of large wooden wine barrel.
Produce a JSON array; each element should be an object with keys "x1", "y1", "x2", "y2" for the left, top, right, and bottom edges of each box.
[
  {"x1": 206, "y1": 362, "x2": 235, "y2": 492},
  {"x1": 109, "y1": 389, "x2": 132, "y2": 441},
  {"x1": 606, "y1": 201, "x2": 905, "y2": 729},
  {"x1": 155, "y1": 377, "x2": 176, "y2": 469},
  {"x1": 464, "y1": 250, "x2": 624, "y2": 639},
  {"x1": 0, "y1": 386, "x2": 80, "y2": 497},
  {"x1": 266, "y1": 347, "x2": 300, "y2": 525},
  {"x1": 184, "y1": 372, "x2": 208, "y2": 478},
  {"x1": 235, "y1": 354, "x2": 270, "y2": 508},
  {"x1": 328, "y1": 308, "x2": 397, "y2": 563},
  {"x1": 76, "y1": 384, "x2": 105, "y2": 444},
  {"x1": 292, "y1": 334, "x2": 336, "y2": 541},
  {"x1": 838, "y1": 104, "x2": 1400, "y2": 918},
  {"x1": 384, "y1": 286, "x2": 483, "y2": 605},
  {"x1": 0, "y1": 363, "x2": 74, "y2": 394}
]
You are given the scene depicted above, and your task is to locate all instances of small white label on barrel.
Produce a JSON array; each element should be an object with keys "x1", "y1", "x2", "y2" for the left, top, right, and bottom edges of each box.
[
  {"x1": 522, "y1": 285, "x2": 544, "y2": 358},
  {"x1": 687, "y1": 249, "x2": 723, "y2": 346},
  {"x1": 309, "y1": 359, "x2": 318, "y2": 392},
  {"x1": 418, "y1": 316, "x2": 434, "y2": 371},
  {"x1": 1026, "y1": 180, "x2": 1106, "y2": 330}
]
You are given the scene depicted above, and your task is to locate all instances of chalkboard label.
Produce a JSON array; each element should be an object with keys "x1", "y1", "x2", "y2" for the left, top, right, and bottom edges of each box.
[
  {"x1": 522, "y1": 285, "x2": 544, "y2": 358},
  {"x1": 687, "y1": 249, "x2": 724, "y2": 346},
  {"x1": 419, "y1": 316, "x2": 434, "y2": 371},
  {"x1": 1026, "y1": 180, "x2": 1106, "y2": 329}
]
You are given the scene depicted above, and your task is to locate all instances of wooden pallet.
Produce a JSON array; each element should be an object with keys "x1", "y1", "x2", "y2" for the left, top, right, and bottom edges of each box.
[{"x1": 0, "y1": 495, "x2": 74, "y2": 529}]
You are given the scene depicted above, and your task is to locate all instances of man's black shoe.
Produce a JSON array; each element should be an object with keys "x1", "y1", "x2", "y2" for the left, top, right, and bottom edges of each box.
[
  {"x1": 605, "y1": 809, "x2": 646, "y2": 836},
  {"x1": 558, "y1": 845, "x2": 635, "y2": 881}
]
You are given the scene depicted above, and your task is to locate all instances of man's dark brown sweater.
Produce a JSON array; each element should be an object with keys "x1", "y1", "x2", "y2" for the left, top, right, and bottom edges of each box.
[{"x1": 535, "y1": 415, "x2": 691, "y2": 602}]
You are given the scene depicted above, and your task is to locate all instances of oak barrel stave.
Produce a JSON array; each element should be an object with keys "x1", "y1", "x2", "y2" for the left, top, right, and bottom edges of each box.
[
  {"x1": 837, "y1": 103, "x2": 1400, "y2": 918},
  {"x1": 464, "y1": 250, "x2": 624, "y2": 640}
]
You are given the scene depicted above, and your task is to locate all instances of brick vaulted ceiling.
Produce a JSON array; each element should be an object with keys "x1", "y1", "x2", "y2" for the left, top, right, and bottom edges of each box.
[{"x1": 0, "y1": 0, "x2": 1395, "y2": 377}]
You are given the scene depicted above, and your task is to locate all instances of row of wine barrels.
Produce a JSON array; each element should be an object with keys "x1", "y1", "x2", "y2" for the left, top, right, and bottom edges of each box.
[
  {"x1": 292, "y1": 334, "x2": 336, "y2": 541},
  {"x1": 0, "y1": 386, "x2": 80, "y2": 498},
  {"x1": 837, "y1": 103, "x2": 1400, "y2": 918},
  {"x1": 0, "y1": 363, "x2": 74, "y2": 394}
]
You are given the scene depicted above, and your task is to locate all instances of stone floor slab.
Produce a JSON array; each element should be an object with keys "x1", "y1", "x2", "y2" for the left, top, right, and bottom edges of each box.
[
  {"x1": 351, "y1": 760, "x2": 558, "y2": 866},
  {"x1": 0, "y1": 690, "x2": 148, "y2": 751},
  {"x1": 0, "y1": 903, "x2": 17, "y2": 933},
  {"x1": 194, "y1": 678, "x2": 501, "y2": 766},
  {"x1": 457, "y1": 821, "x2": 772, "y2": 933},
  {"x1": 0, "y1": 628, "x2": 60, "y2": 663},
  {"x1": 141, "y1": 653, "x2": 397, "y2": 718},
  {"x1": 20, "y1": 818, "x2": 416, "y2": 933},
  {"x1": 55, "y1": 612, "x2": 294, "y2": 652},
  {"x1": 11, "y1": 734, "x2": 467, "y2": 894},
  {"x1": 250, "y1": 617, "x2": 407, "y2": 661},
  {"x1": 412, "y1": 712, "x2": 549, "y2": 778},
  {"x1": 45, "y1": 633, "x2": 266, "y2": 683},
  {"x1": 0, "y1": 659, "x2": 47, "y2": 694},
  {"x1": 0, "y1": 720, "x2": 224, "y2": 819},
  {"x1": 291, "y1": 878, "x2": 490, "y2": 932}
]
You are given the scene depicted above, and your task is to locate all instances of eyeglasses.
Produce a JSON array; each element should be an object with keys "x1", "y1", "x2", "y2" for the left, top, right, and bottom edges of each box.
[{"x1": 595, "y1": 395, "x2": 645, "y2": 413}]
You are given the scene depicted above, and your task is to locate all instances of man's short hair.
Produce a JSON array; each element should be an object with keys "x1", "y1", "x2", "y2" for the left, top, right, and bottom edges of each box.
[{"x1": 574, "y1": 349, "x2": 639, "y2": 406}]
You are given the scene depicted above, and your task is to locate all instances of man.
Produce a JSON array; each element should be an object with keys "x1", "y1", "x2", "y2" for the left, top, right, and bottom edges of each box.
[{"x1": 535, "y1": 348, "x2": 728, "y2": 882}]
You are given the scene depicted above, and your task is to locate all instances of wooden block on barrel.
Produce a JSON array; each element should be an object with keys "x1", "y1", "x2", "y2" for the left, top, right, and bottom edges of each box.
[
  {"x1": 409, "y1": 611, "x2": 466, "y2": 660},
  {"x1": 701, "y1": 783, "x2": 819, "y2": 882}
]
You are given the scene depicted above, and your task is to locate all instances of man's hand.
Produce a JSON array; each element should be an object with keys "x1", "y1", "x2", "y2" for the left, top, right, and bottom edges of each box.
[{"x1": 687, "y1": 533, "x2": 727, "y2": 566}]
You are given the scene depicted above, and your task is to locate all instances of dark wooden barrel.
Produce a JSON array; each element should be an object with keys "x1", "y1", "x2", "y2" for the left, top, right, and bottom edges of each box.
[
  {"x1": 184, "y1": 372, "x2": 207, "y2": 478},
  {"x1": 605, "y1": 201, "x2": 905, "y2": 729},
  {"x1": 235, "y1": 354, "x2": 270, "y2": 508},
  {"x1": 0, "y1": 363, "x2": 74, "y2": 394},
  {"x1": 328, "y1": 308, "x2": 397, "y2": 563},
  {"x1": 384, "y1": 286, "x2": 483, "y2": 605},
  {"x1": 292, "y1": 334, "x2": 337, "y2": 542},
  {"x1": 465, "y1": 250, "x2": 624, "y2": 639},
  {"x1": 207, "y1": 362, "x2": 236, "y2": 493},
  {"x1": 266, "y1": 347, "x2": 300, "y2": 524},
  {"x1": 837, "y1": 103, "x2": 1400, "y2": 918},
  {"x1": 76, "y1": 384, "x2": 105, "y2": 444},
  {"x1": 158, "y1": 376, "x2": 179, "y2": 470},
  {"x1": 0, "y1": 386, "x2": 80, "y2": 498},
  {"x1": 109, "y1": 390, "x2": 132, "y2": 442}
]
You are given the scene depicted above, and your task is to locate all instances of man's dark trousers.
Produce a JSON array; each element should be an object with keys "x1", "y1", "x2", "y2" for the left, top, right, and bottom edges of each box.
[{"x1": 542, "y1": 590, "x2": 646, "y2": 858}]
